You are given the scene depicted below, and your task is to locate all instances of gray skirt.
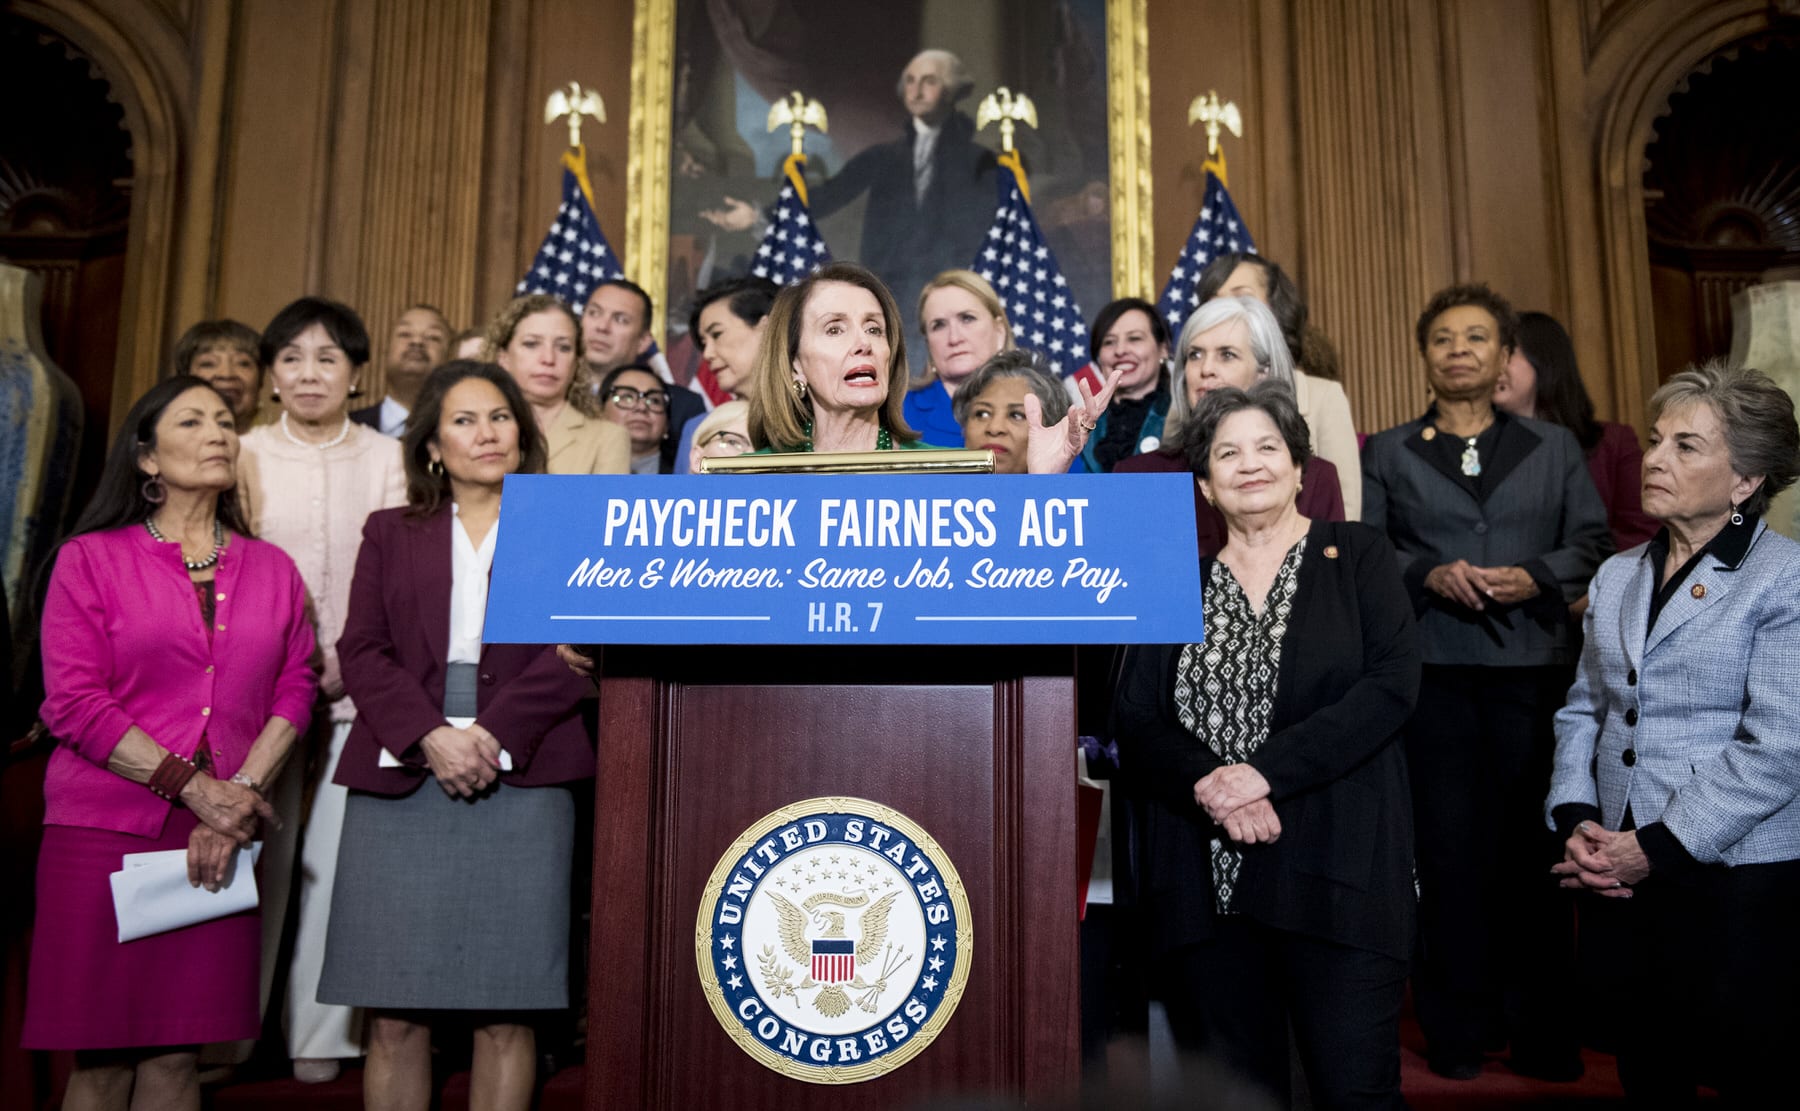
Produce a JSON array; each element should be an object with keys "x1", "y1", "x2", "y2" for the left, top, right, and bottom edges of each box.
[{"x1": 318, "y1": 676, "x2": 575, "y2": 1011}]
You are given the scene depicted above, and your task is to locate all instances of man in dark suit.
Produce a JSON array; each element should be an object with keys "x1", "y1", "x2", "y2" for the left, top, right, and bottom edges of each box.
[
  {"x1": 351, "y1": 305, "x2": 450, "y2": 436},
  {"x1": 809, "y1": 49, "x2": 997, "y2": 328},
  {"x1": 575, "y1": 278, "x2": 705, "y2": 473}
]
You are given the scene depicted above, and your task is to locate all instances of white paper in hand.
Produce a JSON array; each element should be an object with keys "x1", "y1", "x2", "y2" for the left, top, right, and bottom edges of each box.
[{"x1": 110, "y1": 842, "x2": 262, "y2": 943}]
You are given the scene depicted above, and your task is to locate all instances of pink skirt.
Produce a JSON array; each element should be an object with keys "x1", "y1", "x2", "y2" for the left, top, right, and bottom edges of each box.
[{"x1": 23, "y1": 809, "x2": 260, "y2": 1050}]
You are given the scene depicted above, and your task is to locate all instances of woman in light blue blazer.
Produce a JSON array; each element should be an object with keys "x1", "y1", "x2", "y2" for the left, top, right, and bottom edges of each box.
[{"x1": 1547, "y1": 359, "x2": 1800, "y2": 1107}]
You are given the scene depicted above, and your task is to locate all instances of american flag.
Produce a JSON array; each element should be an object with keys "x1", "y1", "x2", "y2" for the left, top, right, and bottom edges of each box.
[
  {"x1": 1157, "y1": 170, "x2": 1256, "y2": 336},
  {"x1": 973, "y1": 158, "x2": 1089, "y2": 377},
  {"x1": 751, "y1": 156, "x2": 831, "y2": 286},
  {"x1": 516, "y1": 150, "x2": 625, "y2": 311}
]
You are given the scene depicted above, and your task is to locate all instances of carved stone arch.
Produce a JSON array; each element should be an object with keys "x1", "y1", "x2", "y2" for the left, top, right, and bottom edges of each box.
[
  {"x1": 1587, "y1": 0, "x2": 1782, "y2": 425},
  {"x1": 11, "y1": 0, "x2": 189, "y2": 426}
]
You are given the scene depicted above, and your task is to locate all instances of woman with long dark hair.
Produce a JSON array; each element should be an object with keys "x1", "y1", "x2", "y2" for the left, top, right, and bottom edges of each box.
[
  {"x1": 318, "y1": 361, "x2": 593, "y2": 1111},
  {"x1": 23, "y1": 376, "x2": 316, "y2": 1110},
  {"x1": 1496, "y1": 311, "x2": 1657, "y2": 551}
]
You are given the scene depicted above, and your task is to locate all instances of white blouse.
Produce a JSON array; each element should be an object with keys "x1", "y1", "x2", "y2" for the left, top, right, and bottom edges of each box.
[{"x1": 448, "y1": 503, "x2": 498, "y2": 664}]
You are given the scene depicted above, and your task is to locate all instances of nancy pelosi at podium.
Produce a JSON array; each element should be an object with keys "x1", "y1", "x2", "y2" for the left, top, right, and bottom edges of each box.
[
  {"x1": 1546, "y1": 361, "x2": 1800, "y2": 1106},
  {"x1": 318, "y1": 360, "x2": 593, "y2": 1110},
  {"x1": 1116, "y1": 382, "x2": 1420, "y2": 1109},
  {"x1": 745, "y1": 261, "x2": 1114, "y2": 467}
]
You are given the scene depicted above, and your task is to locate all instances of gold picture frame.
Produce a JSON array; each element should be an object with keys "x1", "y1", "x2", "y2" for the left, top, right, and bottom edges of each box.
[{"x1": 623, "y1": 0, "x2": 1153, "y2": 345}]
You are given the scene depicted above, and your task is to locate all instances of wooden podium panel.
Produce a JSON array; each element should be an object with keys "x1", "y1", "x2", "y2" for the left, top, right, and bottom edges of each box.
[{"x1": 586, "y1": 646, "x2": 1079, "y2": 1109}]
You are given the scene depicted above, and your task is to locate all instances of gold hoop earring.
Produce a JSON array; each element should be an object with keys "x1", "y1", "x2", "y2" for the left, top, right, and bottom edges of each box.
[{"x1": 428, "y1": 457, "x2": 445, "y2": 478}]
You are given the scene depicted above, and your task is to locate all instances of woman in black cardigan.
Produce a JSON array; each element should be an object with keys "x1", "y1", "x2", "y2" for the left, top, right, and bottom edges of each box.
[{"x1": 1116, "y1": 382, "x2": 1420, "y2": 1110}]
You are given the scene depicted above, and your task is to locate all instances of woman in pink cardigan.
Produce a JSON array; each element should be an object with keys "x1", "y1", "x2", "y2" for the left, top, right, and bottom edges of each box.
[{"x1": 23, "y1": 376, "x2": 316, "y2": 1110}]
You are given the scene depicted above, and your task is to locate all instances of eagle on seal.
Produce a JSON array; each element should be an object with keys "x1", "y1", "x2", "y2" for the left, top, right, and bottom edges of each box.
[{"x1": 770, "y1": 890, "x2": 900, "y2": 1018}]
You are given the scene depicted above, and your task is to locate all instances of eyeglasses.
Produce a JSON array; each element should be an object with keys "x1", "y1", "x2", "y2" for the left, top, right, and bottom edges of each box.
[
  {"x1": 699, "y1": 431, "x2": 753, "y2": 455},
  {"x1": 606, "y1": 386, "x2": 670, "y2": 413}
]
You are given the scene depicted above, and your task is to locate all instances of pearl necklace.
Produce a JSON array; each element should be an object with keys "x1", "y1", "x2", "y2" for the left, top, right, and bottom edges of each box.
[
  {"x1": 145, "y1": 517, "x2": 226, "y2": 571},
  {"x1": 280, "y1": 412, "x2": 353, "y2": 450}
]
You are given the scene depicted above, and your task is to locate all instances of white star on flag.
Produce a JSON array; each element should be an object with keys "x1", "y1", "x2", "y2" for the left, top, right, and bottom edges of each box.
[
  {"x1": 1157, "y1": 169, "x2": 1256, "y2": 336},
  {"x1": 517, "y1": 156, "x2": 625, "y2": 313},
  {"x1": 751, "y1": 164, "x2": 833, "y2": 287},
  {"x1": 971, "y1": 161, "x2": 1088, "y2": 377}
]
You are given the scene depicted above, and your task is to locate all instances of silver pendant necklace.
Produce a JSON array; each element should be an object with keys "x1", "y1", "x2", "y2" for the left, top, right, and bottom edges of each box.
[{"x1": 1460, "y1": 437, "x2": 1482, "y2": 477}]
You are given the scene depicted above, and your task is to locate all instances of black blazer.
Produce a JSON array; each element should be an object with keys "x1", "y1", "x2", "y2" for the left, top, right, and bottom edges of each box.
[
  {"x1": 1115, "y1": 520, "x2": 1420, "y2": 960},
  {"x1": 349, "y1": 403, "x2": 383, "y2": 430}
]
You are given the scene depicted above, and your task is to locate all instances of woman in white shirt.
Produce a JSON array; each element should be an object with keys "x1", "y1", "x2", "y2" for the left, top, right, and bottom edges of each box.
[{"x1": 320, "y1": 361, "x2": 593, "y2": 1111}]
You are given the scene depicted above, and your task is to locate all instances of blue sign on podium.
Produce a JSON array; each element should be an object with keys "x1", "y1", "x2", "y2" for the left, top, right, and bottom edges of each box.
[{"x1": 482, "y1": 473, "x2": 1204, "y2": 645}]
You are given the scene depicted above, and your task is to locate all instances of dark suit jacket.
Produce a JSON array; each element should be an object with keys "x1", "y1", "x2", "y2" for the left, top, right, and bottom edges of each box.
[
  {"x1": 1114, "y1": 449, "x2": 1346, "y2": 557},
  {"x1": 1361, "y1": 409, "x2": 1612, "y2": 667},
  {"x1": 810, "y1": 110, "x2": 996, "y2": 307},
  {"x1": 349, "y1": 404, "x2": 383, "y2": 430},
  {"x1": 334, "y1": 505, "x2": 594, "y2": 796},
  {"x1": 1114, "y1": 521, "x2": 1420, "y2": 960}
]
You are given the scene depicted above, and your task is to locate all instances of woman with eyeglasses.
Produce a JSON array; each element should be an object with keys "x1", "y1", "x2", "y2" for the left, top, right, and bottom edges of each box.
[
  {"x1": 597, "y1": 364, "x2": 673, "y2": 474},
  {"x1": 687, "y1": 400, "x2": 752, "y2": 472}
]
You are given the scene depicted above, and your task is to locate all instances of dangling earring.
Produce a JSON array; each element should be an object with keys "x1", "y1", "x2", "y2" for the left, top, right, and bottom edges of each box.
[
  {"x1": 1731, "y1": 501, "x2": 1745, "y2": 527},
  {"x1": 791, "y1": 377, "x2": 809, "y2": 400},
  {"x1": 428, "y1": 457, "x2": 446, "y2": 478},
  {"x1": 141, "y1": 473, "x2": 167, "y2": 505}
]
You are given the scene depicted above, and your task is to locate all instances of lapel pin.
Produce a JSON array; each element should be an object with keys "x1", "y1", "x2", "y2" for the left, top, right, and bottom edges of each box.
[
  {"x1": 1691, "y1": 583, "x2": 1707, "y2": 600},
  {"x1": 1421, "y1": 427, "x2": 1437, "y2": 441},
  {"x1": 1323, "y1": 545, "x2": 1340, "y2": 559}
]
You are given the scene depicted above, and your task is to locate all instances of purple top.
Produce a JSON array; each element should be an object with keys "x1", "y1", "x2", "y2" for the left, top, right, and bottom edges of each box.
[{"x1": 38, "y1": 525, "x2": 317, "y2": 837}]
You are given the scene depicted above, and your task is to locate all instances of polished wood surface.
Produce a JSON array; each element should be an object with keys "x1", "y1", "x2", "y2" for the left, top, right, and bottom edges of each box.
[{"x1": 587, "y1": 646, "x2": 1079, "y2": 1108}]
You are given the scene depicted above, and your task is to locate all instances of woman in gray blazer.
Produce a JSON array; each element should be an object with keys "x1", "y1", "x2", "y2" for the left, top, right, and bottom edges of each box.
[
  {"x1": 1362, "y1": 283, "x2": 1611, "y2": 1081},
  {"x1": 1547, "y1": 360, "x2": 1800, "y2": 1106}
]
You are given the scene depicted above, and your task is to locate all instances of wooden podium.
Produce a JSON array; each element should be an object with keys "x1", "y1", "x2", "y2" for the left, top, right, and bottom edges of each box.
[{"x1": 584, "y1": 645, "x2": 1080, "y2": 1109}]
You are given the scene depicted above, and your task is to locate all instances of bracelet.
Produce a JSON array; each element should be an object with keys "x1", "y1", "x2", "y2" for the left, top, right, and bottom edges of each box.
[
  {"x1": 229, "y1": 771, "x2": 264, "y2": 796},
  {"x1": 148, "y1": 752, "x2": 201, "y2": 802}
]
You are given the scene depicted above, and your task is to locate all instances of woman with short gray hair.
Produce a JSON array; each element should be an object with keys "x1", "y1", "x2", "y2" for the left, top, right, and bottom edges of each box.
[
  {"x1": 1547, "y1": 359, "x2": 1800, "y2": 1105},
  {"x1": 1117, "y1": 300, "x2": 1344, "y2": 554},
  {"x1": 1165, "y1": 296, "x2": 1294, "y2": 447}
]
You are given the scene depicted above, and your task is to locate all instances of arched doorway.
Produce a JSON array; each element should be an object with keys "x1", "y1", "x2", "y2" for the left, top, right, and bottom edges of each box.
[
  {"x1": 0, "y1": 15, "x2": 134, "y2": 516},
  {"x1": 1643, "y1": 33, "x2": 1800, "y2": 379}
]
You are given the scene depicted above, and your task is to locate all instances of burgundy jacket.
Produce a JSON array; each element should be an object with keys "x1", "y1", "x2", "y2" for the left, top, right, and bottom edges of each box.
[
  {"x1": 1114, "y1": 449, "x2": 1347, "y2": 557},
  {"x1": 334, "y1": 505, "x2": 594, "y2": 796},
  {"x1": 1587, "y1": 420, "x2": 1658, "y2": 552}
]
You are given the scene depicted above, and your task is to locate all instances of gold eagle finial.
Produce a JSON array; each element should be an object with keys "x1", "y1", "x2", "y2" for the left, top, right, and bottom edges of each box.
[
  {"x1": 1187, "y1": 90, "x2": 1243, "y2": 159},
  {"x1": 975, "y1": 87, "x2": 1039, "y2": 153},
  {"x1": 767, "y1": 91, "x2": 829, "y2": 159},
  {"x1": 545, "y1": 82, "x2": 605, "y2": 149}
]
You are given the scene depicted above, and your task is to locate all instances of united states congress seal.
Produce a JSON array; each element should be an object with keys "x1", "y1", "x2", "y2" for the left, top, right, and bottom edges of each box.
[{"x1": 695, "y1": 796, "x2": 972, "y2": 1083}]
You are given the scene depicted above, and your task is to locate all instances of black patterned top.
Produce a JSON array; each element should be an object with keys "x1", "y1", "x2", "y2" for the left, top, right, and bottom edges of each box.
[{"x1": 1174, "y1": 537, "x2": 1306, "y2": 913}]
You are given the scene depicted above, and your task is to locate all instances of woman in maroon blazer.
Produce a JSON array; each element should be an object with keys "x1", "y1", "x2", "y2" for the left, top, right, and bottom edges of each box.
[{"x1": 318, "y1": 360, "x2": 592, "y2": 1111}]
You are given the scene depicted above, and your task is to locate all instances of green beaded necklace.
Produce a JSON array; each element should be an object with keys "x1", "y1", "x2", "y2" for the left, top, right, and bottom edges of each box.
[{"x1": 799, "y1": 422, "x2": 892, "y2": 452}]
